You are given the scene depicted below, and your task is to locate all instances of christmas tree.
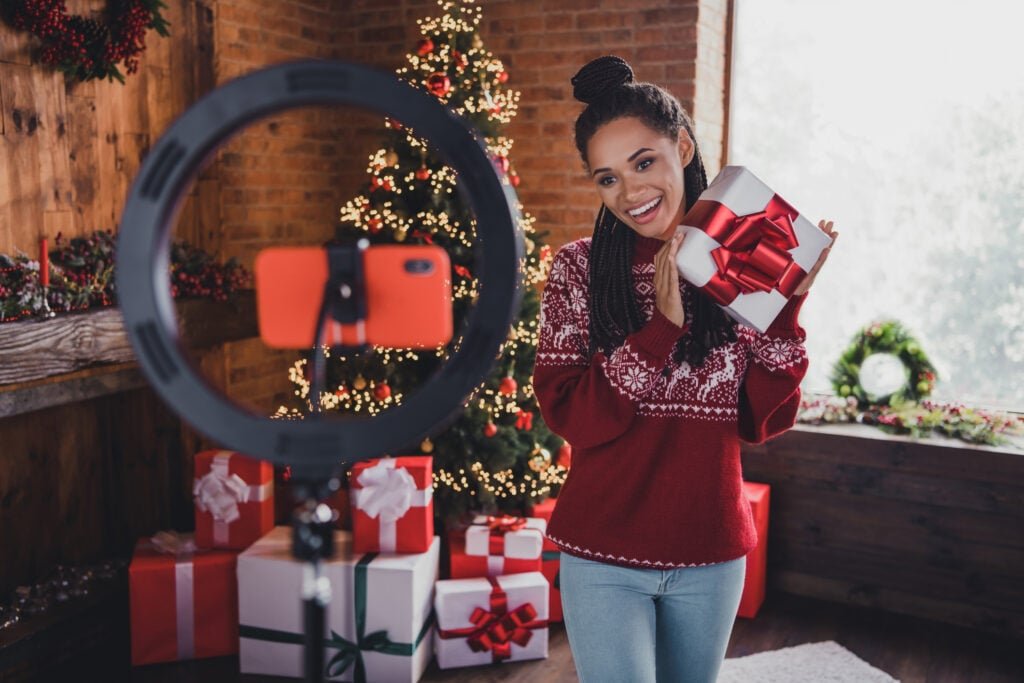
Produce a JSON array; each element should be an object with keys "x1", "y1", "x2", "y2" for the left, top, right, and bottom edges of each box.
[{"x1": 275, "y1": 0, "x2": 568, "y2": 522}]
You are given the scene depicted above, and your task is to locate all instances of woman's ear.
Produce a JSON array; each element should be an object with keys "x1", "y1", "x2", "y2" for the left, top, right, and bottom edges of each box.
[{"x1": 678, "y1": 131, "x2": 695, "y2": 167}]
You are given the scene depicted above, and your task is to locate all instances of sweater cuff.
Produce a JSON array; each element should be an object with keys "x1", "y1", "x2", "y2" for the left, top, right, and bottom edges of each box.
[
  {"x1": 766, "y1": 293, "x2": 808, "y2": 336},
  {"x1": 633, "y1": 309, "x2": 688, "y2": 359}
]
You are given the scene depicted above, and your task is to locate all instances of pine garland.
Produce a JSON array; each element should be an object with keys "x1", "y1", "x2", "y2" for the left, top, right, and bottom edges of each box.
[{"x1": 2, "y1": 0, "x2": 170, "y2": 83}]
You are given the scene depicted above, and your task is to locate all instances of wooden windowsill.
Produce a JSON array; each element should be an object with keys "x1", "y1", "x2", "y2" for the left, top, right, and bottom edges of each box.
[{"x1": 0, "y1": 291, "x2": 256, "y2": 418}]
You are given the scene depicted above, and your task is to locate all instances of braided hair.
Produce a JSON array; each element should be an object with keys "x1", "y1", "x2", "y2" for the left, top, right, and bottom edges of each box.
[{"x1": 572, "y1": 55, "x2": 737, "y2": 367}]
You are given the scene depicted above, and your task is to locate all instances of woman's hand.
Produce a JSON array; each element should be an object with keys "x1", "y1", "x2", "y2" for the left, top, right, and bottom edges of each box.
[
  {"x1": 792, "y1": 220, "x2": 838, "y2": 296},
  {"x1": 654, "y1": 228, "x2": 686, "y2": 327}
]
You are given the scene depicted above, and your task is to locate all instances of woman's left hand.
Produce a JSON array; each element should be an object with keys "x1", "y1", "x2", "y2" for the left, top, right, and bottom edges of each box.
[{"x1": 792, "y1": 219, "x2": 838, "y2": 296}]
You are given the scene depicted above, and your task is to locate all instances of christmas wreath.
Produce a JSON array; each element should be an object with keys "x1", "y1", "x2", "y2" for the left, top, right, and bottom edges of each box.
[
  {"x1": 831, "y1": 319, "x2": 938, "y2": 407},
  {"x1": 2, "y1": 0, "x2": 170, "y2": 83}
]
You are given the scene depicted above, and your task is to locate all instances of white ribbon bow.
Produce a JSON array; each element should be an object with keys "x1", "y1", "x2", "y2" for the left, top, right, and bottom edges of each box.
[
  {"x1": 193, "y1": 467, "x2": 251, "y2": 524},
  {"x1": 356, "y1": 461, "x2": 418, "y2": 522}
]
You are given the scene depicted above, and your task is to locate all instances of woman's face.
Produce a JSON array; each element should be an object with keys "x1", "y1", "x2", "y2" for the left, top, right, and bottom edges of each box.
[{"x1": 586, "y1": 116, "x2": 695, "y2": 241}]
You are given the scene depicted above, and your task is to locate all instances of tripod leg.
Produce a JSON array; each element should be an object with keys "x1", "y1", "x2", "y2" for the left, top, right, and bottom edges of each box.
[{"x1": 302, "y1": 561, "x2": 330, "y2": 683}]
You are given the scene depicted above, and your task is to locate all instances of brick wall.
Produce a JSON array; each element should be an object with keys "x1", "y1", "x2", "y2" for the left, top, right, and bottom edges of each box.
[{"x1": 207, "y1": 0, "x2": 732, "y2": 412}]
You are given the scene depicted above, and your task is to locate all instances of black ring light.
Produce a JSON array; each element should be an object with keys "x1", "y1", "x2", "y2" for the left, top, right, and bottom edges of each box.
[{"x1": 117, "y1": 60, "x2": 524, "y2": 483}]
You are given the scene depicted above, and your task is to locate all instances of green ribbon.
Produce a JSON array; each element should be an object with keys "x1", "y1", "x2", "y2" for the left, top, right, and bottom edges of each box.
[
  {"x1": 541, "y1": 550, "x2": 561, "y2": 590},
  {"x1": 239, "y1": 552, "x2": 435, "y2": 683}
]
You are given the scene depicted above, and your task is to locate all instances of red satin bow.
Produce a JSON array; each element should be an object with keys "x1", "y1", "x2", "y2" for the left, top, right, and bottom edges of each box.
[
  {"x1": 476, "y1": 515, "x2": 529, "y2": 555},
  {"x1": 438, "y1": 577, "x2": 547, "y2": 662},
  {"x1": 684, "y1": 195, "x2": 806, "y2": 306},
  {"x1": 515, "y1": 409, "x2": 533, "y2": 430}
]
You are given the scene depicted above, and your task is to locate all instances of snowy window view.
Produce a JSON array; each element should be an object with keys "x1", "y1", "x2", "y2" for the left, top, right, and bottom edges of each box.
[{"x1": 728, "y1": 0, "x2": 1024, "y2": 411}]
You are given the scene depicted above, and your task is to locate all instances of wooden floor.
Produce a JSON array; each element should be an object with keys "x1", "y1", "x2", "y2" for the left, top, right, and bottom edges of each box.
[{"x1": 127, "y1": 593, "x2": 1023, "y2": 683}]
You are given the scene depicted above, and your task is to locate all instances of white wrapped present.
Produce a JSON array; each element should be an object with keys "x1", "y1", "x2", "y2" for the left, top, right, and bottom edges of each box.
[{"x1": 464, "y1": 515, "x2": 546, "y2": 560}]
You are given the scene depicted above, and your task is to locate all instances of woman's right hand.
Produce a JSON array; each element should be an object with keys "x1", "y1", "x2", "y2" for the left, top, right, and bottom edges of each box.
[{"x1": 654, "y1": 228, "x2": 686, "y2": 327}]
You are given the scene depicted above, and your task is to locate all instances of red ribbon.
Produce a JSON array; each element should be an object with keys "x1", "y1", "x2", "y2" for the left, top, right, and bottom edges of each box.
[
  {"x1": 437, "y1": 577, "x2": 548, "y2": 662},
  {"x1": 683, "y1": 196, "x2": 806, "y2": 306},
  {"x1": 474, "y1": 515, "x2": 529, "y2": 555},
  {"x1": 515, "y1": 409, "x2": 533, "y2": 431}
]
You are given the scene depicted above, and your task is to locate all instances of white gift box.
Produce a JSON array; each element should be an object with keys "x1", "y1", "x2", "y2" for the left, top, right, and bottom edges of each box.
[
  {"x1": 238, "y1": 526, "x2": 438, "y2": 682},
  {"x1": 465, "y1": 515, "x2": 546, "y2": 560},
  {"x1": 675, "y1": 165, "x2": 833, "y2": 332},
  {"x1": 434, "y1": 572, "x2": 549, "y2": 669}
]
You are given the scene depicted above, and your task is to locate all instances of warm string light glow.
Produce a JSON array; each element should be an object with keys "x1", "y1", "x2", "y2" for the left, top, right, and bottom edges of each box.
[{"x1": 434, "y1": 462, "x2": 569, "y2": 499}]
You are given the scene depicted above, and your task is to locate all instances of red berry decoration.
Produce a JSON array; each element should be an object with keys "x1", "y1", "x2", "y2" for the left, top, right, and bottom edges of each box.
[
  {"x1": 416, "y1": 37, "x2": 434, "y2": 55},
  {"x1": 415, "y1": 167, "x2": 431, "y2": 180},
  {"x1": 483, "y1": 421, "x2": 498, "y2": 437},
  {"x1": 5, "y1": 0, "x2": 171, "y2": 83},
  {"x1": 427, "y1": 72, "x2": 451, "y2": 97},
  {"x1": 373, "y1": 383, "x2": 391, "y2": 400},
  {"x1": 499, "y1": 376, "x2": 517, "y2": 395}
]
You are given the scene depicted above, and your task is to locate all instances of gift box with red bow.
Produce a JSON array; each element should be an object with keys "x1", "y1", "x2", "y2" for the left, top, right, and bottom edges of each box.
[
  {"x1": 434, "y1": 572, "x2": 549, "y2": 669},
  {"x1": 525, "y1": 499, "x2": 563, "y2": 622},
  {"x1": 465, "y1": 515, "x2": 545, "y2": 560},
  {"x1": 129, "y1": 532, "x2": 239, "y2": 666},
  {"x1": 675, "y1": 166, "x2": 833, "y2": 332},
  {"x1": 350, "y1": 456, "x2": 434, "y2": 554},
  {"x1": 193, "y1": 450, "x2": 274, "y2": 550},
  {"x1": 448, "y1": 531, "x2": 541, "y2": 579}
]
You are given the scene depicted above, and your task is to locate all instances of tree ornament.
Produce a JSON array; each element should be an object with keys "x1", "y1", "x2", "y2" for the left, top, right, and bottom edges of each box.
[
  {"x1": 370, "y1": 176, "x2": 382, "y2": 191},
  {"x1": 497, "y1": 70, "x2": 509, "y2": 83},
  {"x1": 515, "y1": 409, "x2": 533, "y2": 431},
  {"x1": 334, "y1": 386, "x2": 348, "y2": 398},
  {"x1": 415, "y1": 167, "x2": 431, "y2": 181},
  {"x1": 353, "y1": 375, "x2": 367, "y2": 390},
  {"x1": 472, "y1": 34, "x2": 483, "y2": 49},
  {"x1": 557, "y1": 442, "x2": 572, "y2": 469},
  {"x1": 499, "y1": 376, "x2": 517, "y2": 395},
  {"x1": 420, "y1": 437, "x2": 434, "y2": 453},
  {"x1": 385, "y1": 150, "x2": 399, "y2": 167},
  {"x1": 366, "y1": 218, "x2": 383, "y2": 234},
  {"x1": 452, "y1": 49, "x2": 467, "y2": 70},
  {"x1": 373, "y1": 382, "x2": 391, "y2": 400},
  {"x1": 528, "y1": 446, "x2": 551, "y2": 473},
  {"x1": 509, "y1": 171, "x2": 520, "y2": 188},
  {"x1": 3, "y1": 0, "x2": 171, "y2": 83},
  {"x1": 427, "y1": 72, "x2": 451, "y2": 97},
  {"x1": 416, "y1": 37, "x2": 434, "y2": 55},
  {"x1": 495, "y1": 156, "x2": 510, "y2": 173},
  {"x1": 831, "y1": 319, "x2": 938, "y2": 408},
  {"x1": 483, "y1": 421, "x2": 497, "y2": 437}
]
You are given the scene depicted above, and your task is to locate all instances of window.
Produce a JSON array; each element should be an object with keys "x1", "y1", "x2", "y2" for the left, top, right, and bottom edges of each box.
[{"x1": 728, "y1": 0, "x2": 1024, "y2": 410}]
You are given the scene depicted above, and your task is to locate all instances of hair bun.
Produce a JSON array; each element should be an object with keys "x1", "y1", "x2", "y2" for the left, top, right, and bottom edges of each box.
[{"x1": 571, "y1": 55, "x2": 634, "y2": 104}]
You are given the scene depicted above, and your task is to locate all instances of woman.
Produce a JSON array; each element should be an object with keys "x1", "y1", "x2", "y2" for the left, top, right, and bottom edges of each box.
[{"x1": 532, "y1": 55, "x2": 838, "y2": 682}]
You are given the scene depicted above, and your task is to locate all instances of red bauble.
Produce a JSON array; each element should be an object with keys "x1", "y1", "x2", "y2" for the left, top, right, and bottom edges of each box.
[
  {"x1": 416, "y1": 37, "x2": 434, "y2": 55},
  {"x1": 483, "y1": 422, "x2": 498, "y2": 437},
  {"x1": 367, "y1": 218, "x2": 382, "y2": 234},
  {"x1": 427, "y1": 72, "x2": 451, "y2": 97},
  {"x1": 452, "y1": 50, "x2": 468, "y2": 70},
  {"x1": 381, "y1": 180, "x2": 393, "y2": 192},
  {"x1": 334, "y1": 386, "x2": 348, "y2": 398},
  {"x1": 415, "y1": 167, "x2": 431, "y2": 180},
  {"x1": 370, "y1": 177, "x2": 382, "y2": 191},
  {"x1": 495, "y1": 156, "x2": 510, "y2": 173},
  {"x1": 557, "y1": 442, "x2": 573, "y2": 469},
  {"x1": 374, "y1": 383, "x2": 392, "y2": 400},
  {"x1": 497, "y1": 70, "x2": 509, "y2": 83},
  {"x1": 509, "y1": 172, "x2": 520, "y2": 188},
  {"x1": 499, "y1": 376, "x2": 517, "y2": 395}
]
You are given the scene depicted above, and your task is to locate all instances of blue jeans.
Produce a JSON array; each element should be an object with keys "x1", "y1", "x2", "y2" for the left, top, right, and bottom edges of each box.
[{"x1": 559, "y1": 552, "x2": 746, "y2": 683}]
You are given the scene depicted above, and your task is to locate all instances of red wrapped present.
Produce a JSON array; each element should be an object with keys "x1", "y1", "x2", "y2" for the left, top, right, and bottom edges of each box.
[
  {"x1": 193, "y1": 450, "x2": 274, "y2": 550},
  {"x1": 129, "y1": 532, "x2": 238, "y2": 665},
  {"x1": 737, "y1": 481, "x2": 770, "y2": 618},
  {"x1": 540, "y1": 550, "x2": 563, "y2": 623},
  {"x1": 350, "y1": 456, "x2": 433, "y2": 553},
  {"x1": 526, "y1": 498, "x2": 559, "y2": 552},
  {"x1": 675, "y1": 166, "x2": 833, "y2": 332},
  {"x1": 448, "y1": 532, "x2": 540, "y2": 579}
]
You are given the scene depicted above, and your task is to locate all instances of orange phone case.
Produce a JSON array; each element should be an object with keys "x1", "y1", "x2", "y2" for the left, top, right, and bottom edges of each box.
[{"x1": 255, "y1": 245, "x2": 453, "y2": 349}]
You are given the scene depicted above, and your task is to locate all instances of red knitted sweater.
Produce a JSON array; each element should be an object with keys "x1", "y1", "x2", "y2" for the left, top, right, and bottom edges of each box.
[{"x1": 533, "y1": 234, "x2": 809, "y2": 568}]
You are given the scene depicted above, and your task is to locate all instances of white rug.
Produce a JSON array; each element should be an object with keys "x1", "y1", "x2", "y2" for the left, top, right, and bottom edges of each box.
[{"x1": 717, "y1": 640, "x2": 900, "y2": 682}]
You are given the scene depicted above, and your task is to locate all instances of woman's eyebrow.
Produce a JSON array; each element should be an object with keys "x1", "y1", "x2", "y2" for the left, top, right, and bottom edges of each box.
[{"x1": 591, "y1": 147, "x2": 655, "y2": 177}]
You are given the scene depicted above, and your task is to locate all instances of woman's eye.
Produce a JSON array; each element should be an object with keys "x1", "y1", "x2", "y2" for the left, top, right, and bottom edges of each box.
[
  {"x1": 599, "y1": 176, "x2": 615, "y2": 186},
  {"x1": 638, "y1": 158, "x2": 654, "y2": 170}
]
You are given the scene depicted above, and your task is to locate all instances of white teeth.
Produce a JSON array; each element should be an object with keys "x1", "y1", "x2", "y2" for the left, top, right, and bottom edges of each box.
[{"x1": 628, "y1": 196, "x2": 662, "y2": 217}]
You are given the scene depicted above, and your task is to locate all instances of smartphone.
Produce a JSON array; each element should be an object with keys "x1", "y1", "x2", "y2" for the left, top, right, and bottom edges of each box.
[{"x1": 255, "y1": 244, "x2": 453, "y2": 349}]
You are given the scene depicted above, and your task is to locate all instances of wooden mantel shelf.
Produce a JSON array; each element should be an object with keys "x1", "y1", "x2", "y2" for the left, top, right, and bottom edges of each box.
[{"x1": 0, "y1": 292, "x2": 256, "y2": 418}]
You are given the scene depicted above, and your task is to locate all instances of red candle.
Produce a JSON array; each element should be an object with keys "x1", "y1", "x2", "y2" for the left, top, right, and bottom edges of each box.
[{"x1": 40, "y1": 237, "x2": 49, "y2": 287}]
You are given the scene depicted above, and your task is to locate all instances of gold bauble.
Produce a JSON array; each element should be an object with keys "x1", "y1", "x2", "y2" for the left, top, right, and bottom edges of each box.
[
  {"x1": 385, "y1": 150, "x2": 399, "y2": 167},
  {"x1": 421, "y1": 437, "x2": 434, "y2": 453},
  {"x1": 528, "y1": 447, "x2": 551, "y2": 472},
  {"x1": 353, "y1": 375, "x2": 367, "y2": 390}
]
